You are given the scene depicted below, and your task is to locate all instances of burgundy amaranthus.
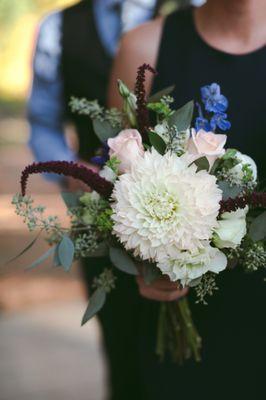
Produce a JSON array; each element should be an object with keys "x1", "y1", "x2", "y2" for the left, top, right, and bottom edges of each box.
[
  {"x1": 20, "y1": 161, "x2": 114, "y2": 199},
  {"x1": 135, "y1": 63, "x2": 156, "y2": 140},
  {"x1": 220, "y1": 192, "x2": 266, "y2": 214}
]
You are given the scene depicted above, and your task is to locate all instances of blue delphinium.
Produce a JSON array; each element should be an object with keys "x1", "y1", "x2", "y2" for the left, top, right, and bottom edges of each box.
[
  {"x1": 91, "y1": 142, "x2": 109, "y2": 166},
  {"x1": 195, "y1": 103, "x2": 212, "y2": 131},
  {"x1": 201, "y1": 83, "x2": 228, "y2": 113},
  {"x1": 196, "y1": 83, "x2": 231, "y2": 132},
  {"x1": 210, "y1": 112, "x2": 231, "y2": 131}
]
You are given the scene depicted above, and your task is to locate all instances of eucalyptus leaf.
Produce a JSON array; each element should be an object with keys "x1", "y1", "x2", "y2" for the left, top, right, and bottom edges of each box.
[
  {"x1": 168, "y1": 100, "x2": 194, "y2": 131},
  {"x1": 61, "y1": 191, "x2": 82, "y2": 209},
  {"x1": 5, "y1": 232, "x2": 41, "y2": 265},
  {"x1": 58, "y1": 235, "x2": 75, "y2": 272},
  {"x1": 26, "y1": 246, "x2": 56, "y2": 271},
  {"x1": 148, "y1": 131, "x2": 167, "y2": 155},
  {"x1": 142, "y1": 263, "x2": 161, "y2": 284},
  {"x1": 93, "y1": 119, "x2": 121, "y2": 142},
  {"x1": 109, "y1": 247, "x2": 138, "y2": 275},
  {"x1": 249, "y1": 211, "x2": 266, "y2": 242},
  {"x1": 53, "y1": 244, "x2": 61, "y2": 267},
  {"x1": 81, "y1": 288, "x2": 106, "y2": 326},
  {"x1": 190, "y1": 156, "x2": 210, "y2": 172},
  {"x1": 148, "y1": 85, "x2": 175, "y2": 103},
  {"x1": 218, "y1": 181, "x2": 243, "y2": 200}
]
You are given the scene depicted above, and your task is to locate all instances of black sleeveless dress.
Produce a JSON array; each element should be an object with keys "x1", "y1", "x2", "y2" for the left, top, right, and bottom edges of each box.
[
  {"x1": 82, "y1": 9, "x2": 266, "y2": 400},
  {"x1": 136, "y1": 8, "x2": 266, "y2": 400}
]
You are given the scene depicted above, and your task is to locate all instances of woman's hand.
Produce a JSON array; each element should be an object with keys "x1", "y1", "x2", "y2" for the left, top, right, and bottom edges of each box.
[{"x1": 136, "y1": 275, "x2": 188, "y2": 302}]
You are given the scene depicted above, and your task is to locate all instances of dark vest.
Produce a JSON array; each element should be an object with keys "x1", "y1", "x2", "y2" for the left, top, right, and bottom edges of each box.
[
  {"x1": 61, "y1": 0, "x2": 163, "y2": 161},
  {"x1": 62, "y1": 0, "x2": 112, "y2": 161}
]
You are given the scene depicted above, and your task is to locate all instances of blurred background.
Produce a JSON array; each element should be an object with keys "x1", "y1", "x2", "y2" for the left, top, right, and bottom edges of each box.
[
  {"x1": 0, "y1": 0, "x2": 197, "y2": 399},
  {"x1": 0, "y1": 1, "x2": 106, "y2": 399}
]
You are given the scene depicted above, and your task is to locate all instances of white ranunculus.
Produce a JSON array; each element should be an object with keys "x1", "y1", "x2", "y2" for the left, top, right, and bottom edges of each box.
[
  {"x1": 111, "y1": 149, "x2": 222, "y2": 263},
  {"x1": 230, "y1": 152, "x2": 257, "y2": 183},
  {"x1": 157, "y1": 244, "x2": 227, "y2": 286},
  {"x1": 213, "y1": 206, "x2": 248, "y2": 249},
  {"x1": 99, "y1": 166, "x2": 117, "y2": 183}
]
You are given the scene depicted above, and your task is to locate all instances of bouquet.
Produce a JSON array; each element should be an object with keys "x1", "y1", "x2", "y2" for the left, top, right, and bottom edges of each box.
[{"x1": 11, "y1": 64, "x2": 266, "y2": 364}]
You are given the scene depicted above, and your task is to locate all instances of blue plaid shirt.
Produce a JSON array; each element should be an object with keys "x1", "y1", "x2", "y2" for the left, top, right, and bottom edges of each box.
[{"x1": 28, "y1": 0, "x2": 156, "y2": 181}]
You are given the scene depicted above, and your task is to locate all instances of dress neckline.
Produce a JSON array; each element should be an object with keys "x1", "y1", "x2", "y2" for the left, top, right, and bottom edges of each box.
[{"x1": 187, "y1": 7, "x2": 266, "y2": 59}]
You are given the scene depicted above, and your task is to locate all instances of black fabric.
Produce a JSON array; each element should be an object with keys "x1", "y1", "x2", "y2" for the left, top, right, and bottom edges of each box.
[
  {"x1": 62, "y1": 0, "x2": 112, "y2": 161},
  {"x1": 61, "y1": 3, "x2": 156, "y2": 399},
  {"x1": 153, "y1": 9, "x2": 266, "y2": 178},
  {"x1": 148, "y1": 8, "x2": 266, "y2": 399},
  {"x1": 62, "y1": 4, "x2": 266, "y2": 400}
]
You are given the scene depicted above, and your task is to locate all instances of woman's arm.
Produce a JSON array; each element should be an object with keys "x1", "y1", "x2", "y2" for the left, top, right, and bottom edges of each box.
[
  {"x1": 108, "y1": 17, "x2": 164, "y2": 109},
  {"x1": 108, "y1": 17, "x2": 188, "y2": 301}
]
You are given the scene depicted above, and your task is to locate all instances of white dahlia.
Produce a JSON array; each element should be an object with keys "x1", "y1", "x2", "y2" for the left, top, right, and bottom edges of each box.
[
  {"x1": 157, "y1": 244, "x2": 227, "y2": 286},
  {"x1": 111, "y1": 149, "x2": 222, "y2": 264}
]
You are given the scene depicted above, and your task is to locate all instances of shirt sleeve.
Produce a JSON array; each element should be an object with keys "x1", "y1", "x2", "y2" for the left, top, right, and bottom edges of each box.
[{"x1": 28, "y1": 11, "x2": 76, "y2": 182}]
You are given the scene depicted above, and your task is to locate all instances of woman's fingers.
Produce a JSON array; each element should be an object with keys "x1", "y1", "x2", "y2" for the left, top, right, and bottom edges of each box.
[
  {"x1": 137, "y1": 276, "x2": 180, "y2": 290},
  {"x1": 151, "y1": 277, "x2": 181, "y2": 291},
  {"x1": 136, "y1": 276, "x2": 188, "y2": 302}
]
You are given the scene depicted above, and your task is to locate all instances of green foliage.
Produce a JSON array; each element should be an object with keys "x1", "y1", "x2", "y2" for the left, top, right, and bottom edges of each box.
[
  {"x1": 81, "y1": 288, "x2": 106, "y2": 326},
  {"x1": 106, "y1": 156, "x2": 120, "y2": 174},
  {"x1": 96, "y1": 209, "x2": 114, "y2": 235},
  {"x1": 195, "y1": 273, "x2": 218, "y2": 305},
  {"x1": 70, "y1": 96, "x2": 123, "y2": 142},
  {"x1": 148, "y1": 85, "x2": 175, "y2": 103},
  {"x1": 69, "y1": 97, "x2": 103, "y2": 118},
  {"x1": 241, "y1": 163, "x2": 254, "y2": 185},
  {"x1": 147, "y1": 96, "x2": 174, "y2": 119},
  {"x1": 168, "y1": 100, "x2": 194, "y2": 131},
  {"x1": 118, "y1": 79, "x2": 137, "y2": 127},
  {"x1": 92, "y1": 119, "x2": 121, "y2": 143},
  {"x1": 142, "y1": 262, "x2": 161, "y2": 284},
  {"x1": 218, "y1": 181, "x2": 243, "y2": 200},
  {"x1": 57, "y1": 235, "x2": 75, "y2": 271},
  {"x1": 61, "y1": 191, "x2": 82, "y2": 209},
  {"x1": 227, "y1": 239, "x2": 266, "y2": 272},
  {"x1": 243, "y1": 241, "x2": 266, "y2": 271},
  {"x1": 148, "y1": 131, "x2": 167, "y2": 155},
  {"x1": 12, "y1": 194, "x2": 61, "y2": 233},
  {"x1": 74, "y1": 231, "x2": 98, "y2": 258},
  {"x1": 249, "y1": 211, "x2": 266, "y2": 242},
  {"x1": 78, "y1": 192, "x2": 108, "y2": 226},
  {"x1": 109, "y1": 247, "x2": 138, "y2": 275},
  {"x1": 190, "y1": 156, "x2": 210, "y2": 172},
  {"x1": 92, "y1": 268, "x2": 116, "y2": 293},
  {"x1": 26, "y1": 245, "x2": 56, "y2": 270},
  {"x1": 5, "y1": 232, "x2": 41, "y2": 265}
]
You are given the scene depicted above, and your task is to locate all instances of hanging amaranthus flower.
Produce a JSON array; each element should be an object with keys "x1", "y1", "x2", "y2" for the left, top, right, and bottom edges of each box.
[
  {"x1": 20, "y1": 161, "x2": 114, "y2": 199},
  {"x1": 220, "y1": 192, "x2": 266, "y2": 214},
  {"x1": 134, "y1": 63, "x2": 156, "y2": 140}
]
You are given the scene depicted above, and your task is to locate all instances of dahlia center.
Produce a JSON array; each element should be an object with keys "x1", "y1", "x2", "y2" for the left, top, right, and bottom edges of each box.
[{"x1": 144, "y1": 191, "x2": 179, "y2": 221}]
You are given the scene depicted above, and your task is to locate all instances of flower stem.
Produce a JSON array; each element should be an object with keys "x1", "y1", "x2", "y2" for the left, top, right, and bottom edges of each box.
[{"x1": 156, "y1": 298, "x2": 202, "y2": 364}]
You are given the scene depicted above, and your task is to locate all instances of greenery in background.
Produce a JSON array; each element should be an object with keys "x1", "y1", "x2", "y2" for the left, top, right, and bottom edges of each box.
[
  {"x1": 0, "y1": 0, "x2": 78, "y2": 102},
  {"x1": 0, "y1": 0, "x2": 187, "y2": 102}
]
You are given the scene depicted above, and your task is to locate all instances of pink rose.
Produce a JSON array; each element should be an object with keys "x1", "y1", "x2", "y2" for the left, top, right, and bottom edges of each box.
[
  {"x1": 108, "y1": 129, "x2": 144, "y2": 173},
  {"x1": 187, "y1": 129, "x2": 227, "y2": 168}
]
